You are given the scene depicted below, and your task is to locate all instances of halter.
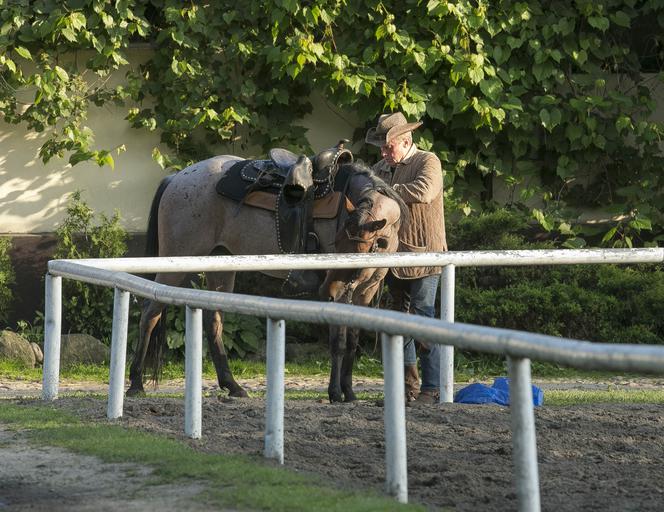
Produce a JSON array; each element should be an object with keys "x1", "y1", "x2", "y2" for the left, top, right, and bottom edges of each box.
[{"x1": 337, "y1": 211, "x2": 396, "y2": 304}]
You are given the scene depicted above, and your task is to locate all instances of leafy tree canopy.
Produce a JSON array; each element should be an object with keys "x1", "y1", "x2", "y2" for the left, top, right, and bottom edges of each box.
[{"x1": 1, "y1": 0, "x2": 663, "y2": 247}]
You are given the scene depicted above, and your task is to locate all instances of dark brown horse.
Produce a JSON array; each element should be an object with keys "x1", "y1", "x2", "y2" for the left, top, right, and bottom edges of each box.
[{"x1": 128, "y1": 154, "x2": 407, "y2": 402}]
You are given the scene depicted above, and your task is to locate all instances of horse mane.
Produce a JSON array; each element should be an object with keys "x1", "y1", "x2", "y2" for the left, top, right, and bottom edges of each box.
[{"x1": 340, "y1": 162, "x2": 410, "y2": 230}]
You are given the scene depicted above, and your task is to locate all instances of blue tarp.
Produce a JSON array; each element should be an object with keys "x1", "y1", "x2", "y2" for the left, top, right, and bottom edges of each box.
[{"x1": 454, "y1": 377, "x2": 544, "y2": 406}]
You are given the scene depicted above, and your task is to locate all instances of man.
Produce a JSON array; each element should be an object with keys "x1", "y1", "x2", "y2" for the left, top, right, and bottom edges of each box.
[{"x1": 366, "y1": 112, "x2": 447, "y2": 404}]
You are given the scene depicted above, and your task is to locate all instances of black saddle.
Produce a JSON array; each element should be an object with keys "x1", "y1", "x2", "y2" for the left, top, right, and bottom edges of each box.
[
  {"x1": 215, "y1": 141, "x2": 353, "y2": 255},
  {"x1": 216, "y1": 141, "x2": 353, "y2": 202}
]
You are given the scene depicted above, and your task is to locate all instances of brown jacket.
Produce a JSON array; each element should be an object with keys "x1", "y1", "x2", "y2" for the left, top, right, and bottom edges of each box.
[{"x1": 373, "y1": 144, "x2": 447, "y2": 279}]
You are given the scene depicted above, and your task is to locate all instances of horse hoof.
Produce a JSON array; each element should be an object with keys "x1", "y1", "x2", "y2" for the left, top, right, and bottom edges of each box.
[
  {"x1": 328, "y1": 393, "x2": 344, "y2": 403},
  {"x1": 228, "y1": 387, "x2": 249, "y2": 398},
  {"x1": 344, "y1": 393, "x2": 357, "y2": 403},
  {"x1": 126, "y1": 387, "x2": 146, "y2": 397}
]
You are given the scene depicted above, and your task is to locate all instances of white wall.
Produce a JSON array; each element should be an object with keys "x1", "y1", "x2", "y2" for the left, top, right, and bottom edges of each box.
[{"x1": 0, "y1": 59, "x2": 362, "y2": 235}]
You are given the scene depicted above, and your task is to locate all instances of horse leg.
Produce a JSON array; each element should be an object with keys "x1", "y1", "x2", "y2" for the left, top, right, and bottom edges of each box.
[
  {"x1": 338, "y1": 278, "x2": 383, "y2": 403},
  {"x1": 204, "y1": 271, "x2": 248, "y2": 397},
  {"x1": 128, "y1": 272, "x2": 186, "y2": 396},
  {"x1": 328, "y1": 324, "x2": 347, "y2": 403},
  {"x1": 127, "y1": 298, "x2": 165, "y2": 396},
  {"x1": 340, "y1": 326, "x2": 359, "y2": 402}
]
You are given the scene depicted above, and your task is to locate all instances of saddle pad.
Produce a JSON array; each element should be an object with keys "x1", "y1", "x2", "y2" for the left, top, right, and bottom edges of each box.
[{"x1": 245, "y1": 190, "x2": 343, "y2": 219}]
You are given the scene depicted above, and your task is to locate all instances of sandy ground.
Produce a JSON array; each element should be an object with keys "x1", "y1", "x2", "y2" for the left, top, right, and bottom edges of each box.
[{"x1": 2, "y1": 376, "x2": 664, "y2": 511}]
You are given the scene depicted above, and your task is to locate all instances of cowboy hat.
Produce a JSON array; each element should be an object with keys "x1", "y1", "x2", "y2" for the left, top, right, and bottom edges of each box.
[{"x1": 365, "y1": 112, "x2": 423, "y2": 147}]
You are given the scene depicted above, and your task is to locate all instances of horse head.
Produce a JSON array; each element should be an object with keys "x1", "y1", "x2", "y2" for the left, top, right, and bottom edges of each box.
[{"x1": 320, "y1": 189, "x2": 403, "y2": 304}]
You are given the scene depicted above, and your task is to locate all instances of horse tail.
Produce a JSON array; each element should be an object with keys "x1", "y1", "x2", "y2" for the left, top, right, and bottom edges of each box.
[
  {"x1": 145, "y1": 174, "x2": 174, "y2": 258},
  {"x1": 145, "y1": 313, "x2": 167, "y2": 385},
  {"x1": 144, "y1": 174, "x2": 174, "y2": 385}
]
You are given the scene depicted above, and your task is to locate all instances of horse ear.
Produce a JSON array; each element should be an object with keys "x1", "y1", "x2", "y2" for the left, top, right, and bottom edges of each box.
[{"x1": 344, "y1": 196, "x2": 355, "y2": 213}]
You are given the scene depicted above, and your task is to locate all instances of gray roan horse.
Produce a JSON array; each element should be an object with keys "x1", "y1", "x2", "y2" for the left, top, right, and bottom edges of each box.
[{"x1": 128, "y1": 153, "x2": 408, "y2": 403}]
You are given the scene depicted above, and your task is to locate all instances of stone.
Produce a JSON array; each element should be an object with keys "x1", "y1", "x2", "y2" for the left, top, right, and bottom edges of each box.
[
  {"x1": 60, "y1": 333, "x2": 110, "y2": 367},
  {"x1": 30, "y1": 342, "x2": 44, "y2": 365},
  {"x1": 0, "y1": 330, "x2": 36, "y2": 368}
]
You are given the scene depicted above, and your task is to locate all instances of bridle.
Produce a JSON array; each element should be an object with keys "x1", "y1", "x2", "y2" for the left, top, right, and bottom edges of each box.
[{"x1": 336, "y1": 210, "x2": 397, "y2": 303}]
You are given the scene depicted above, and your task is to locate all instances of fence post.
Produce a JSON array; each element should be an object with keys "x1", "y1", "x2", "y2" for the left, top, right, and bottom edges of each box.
[
  {"x1": 42, "y1": 274, "x2": 62, "y2": 401},
  {"x1": 507, "y1": 356, "x2": 541, "y2": 512},
  {"x1": 382, "y1": 333, "x2": 408, "y2": 503},
  {"x1": 440, "y1": 264, "x2": 455, "y2": 403},
  {"x1": 185, "y1": 306, "x2": 203, "y2": 439},
  {"x1": 264, "y1": 317, "x2": 286, "y2": 464},
  {"x1": 107, "y1": 288, "x2": 130, "y2": 419}
]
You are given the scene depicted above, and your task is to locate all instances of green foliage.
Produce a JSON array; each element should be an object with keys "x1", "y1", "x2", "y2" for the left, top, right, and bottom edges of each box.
[
  {"x1": 161, "y1": 273, "x2": 268, "y2": 359},
  {"x1": 0, "y1": 0, "x2": 144, "y2": 167},
  {"x1": 54, "y1": 190, "x2": 128, "y2": 341},
  {"x1": 451, "y1": 209, "x2": 664, "y2": 346},
  {"x1": 0, "y1": 237, "x2": 15, "y2": 326},
  {"x1": 221, "y1": 313, "x2": 264, "y2": 358},
  {"x1": 162, "y1": 308, "x2": 266, "y2": 359},
  {"x1": 15, "y1": 312, "x2": 45, "y2": 344},
  {"x1": 2, "y1": 1, "x2": 664, "y2": 243}
]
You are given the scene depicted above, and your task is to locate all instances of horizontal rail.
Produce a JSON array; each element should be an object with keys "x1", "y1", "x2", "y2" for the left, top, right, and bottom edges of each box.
[
  {"x1": 50, "y1": 247, "x2": 664, "y2": 273},
  {"x1": 48, "y1": 260, "x2": 664, "y2": 375}
]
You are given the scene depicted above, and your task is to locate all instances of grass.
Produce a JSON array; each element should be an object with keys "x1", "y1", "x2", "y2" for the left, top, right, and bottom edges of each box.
[
  {"x1": 0, "y1": 355, "x2": 631, "y2": 384},
  {"x1": 4, "y1": 355, "x2": 664, "y2": 407},
  {"x1": 544, "y1": 388, "x2": 664, "y2": 406},
  {"x1": 0, "y1": 401, "x2": 422, "y2": 511}
]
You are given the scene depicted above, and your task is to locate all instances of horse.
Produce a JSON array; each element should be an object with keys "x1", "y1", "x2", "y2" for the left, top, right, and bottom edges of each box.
[{"x1": 128, "y1": 153, "x2": 408, "y2": 403}]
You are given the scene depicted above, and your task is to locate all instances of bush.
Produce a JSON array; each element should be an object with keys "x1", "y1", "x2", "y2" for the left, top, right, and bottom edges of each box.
[
  {"x1": 450, "y1": 209, "x2": 664, "y2": 345},
  {"x1": 0, "y1": 237, "x2": 15, "y2": 327},
  {"x1": 54, "y1": 191, "x2": 128, "y2": 342}
]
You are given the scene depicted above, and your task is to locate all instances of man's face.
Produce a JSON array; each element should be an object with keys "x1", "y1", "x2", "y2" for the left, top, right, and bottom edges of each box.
[{"x1": 380, "y1": 138, "x2": 409, "y2": 166}]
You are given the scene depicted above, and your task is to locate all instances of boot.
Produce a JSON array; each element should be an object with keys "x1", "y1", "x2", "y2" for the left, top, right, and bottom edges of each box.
[
  {"x1": 414, "y1": 388, "x2": 440, "y2": 405},
  {"x1": 404, "y1": 365, "x2": 420, "y2": 402}
]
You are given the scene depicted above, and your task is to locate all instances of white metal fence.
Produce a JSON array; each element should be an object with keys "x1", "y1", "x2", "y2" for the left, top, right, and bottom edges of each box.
[{"x1": 42, "y1": 248, "x2": 664, "y2": 511}]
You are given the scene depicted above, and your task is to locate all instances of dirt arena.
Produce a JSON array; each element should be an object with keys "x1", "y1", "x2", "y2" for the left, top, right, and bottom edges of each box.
[{"x1": 6, "y1": 376, "x2": 661, "y2": 512}]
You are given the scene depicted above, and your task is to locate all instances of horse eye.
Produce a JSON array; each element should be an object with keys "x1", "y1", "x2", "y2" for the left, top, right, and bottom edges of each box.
[{"x1": 376, "y1": 237, "x2": 389, "y2": 250}]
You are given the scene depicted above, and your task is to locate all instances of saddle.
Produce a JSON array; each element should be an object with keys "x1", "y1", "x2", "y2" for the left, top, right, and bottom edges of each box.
[{"x1": 215, "y1": 141, "x2": 353, "y2": 255}]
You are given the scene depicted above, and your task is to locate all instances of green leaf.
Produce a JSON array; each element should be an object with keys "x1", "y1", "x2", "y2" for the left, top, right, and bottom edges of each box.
[
  {"x1": 61, "y1": 27, "x2": 78, "y2": 42},
  {"x1": 615, "y1": 115, "x2": 632, "y2": 133},
  {"x1": 54, "y1": 66, "x2": 69, "y2": 82},
  {"x1": 572, "y1": 49, "x2": 587, "y2": 66},
  {"x1": 611, "y1": 11, "x2": 631, "y2": 28},
  {"x1": 532, "y1": 209, "x2": 554, "y2": 232},
  {"x1": 601, "y1": 226, "x2": 618, "y2": 244},
  {"x1": 468, "y1": 67, "x2": 484, "y2": 84},
  {"x1": 3, "y1": 57, "x2": 16, "y2": 72},
  {"x1": 629, "y1": 218, "x2": 652, "y2": 231},
  {"x1": 587, "y1": 16, "x2": 609, "y2": 32},
  {"x1": 479, "y1": 78, "x2": 503, "y2": 101},
  {"x1": 69, "y1": 151, "x2": 95, "y2": 166},
  {"x1": 14, "y1": 46, "x2": 32, "y2": 60},
  {"x1": 69, "y1": 12, "x2": 87, "y2": 31},
  {"x1": 412, "y1": 51, "x2": 426, "y2": 71},
  {"x1": 96, "y1": 152, "x2": 114, "y2": 169},
  {"x1": 562, "y1": 237, "x2": 586, "y2": 249},
  {"x1": 426, "y1": 102, "x2": 446, "y2": 122},
  {"x1": 152, "y1": 147, "x2": 166, "y2": 169}
]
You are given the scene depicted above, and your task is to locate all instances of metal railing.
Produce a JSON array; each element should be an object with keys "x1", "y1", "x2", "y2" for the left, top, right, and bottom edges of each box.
[{"x1": 42, "y1": 248, "x2": 664, "y2": 511}]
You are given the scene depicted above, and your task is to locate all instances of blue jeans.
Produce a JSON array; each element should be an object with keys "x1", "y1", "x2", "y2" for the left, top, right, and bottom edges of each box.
[{"x1": 386, "y1": 273, "x2": 441, "y2": 391}]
